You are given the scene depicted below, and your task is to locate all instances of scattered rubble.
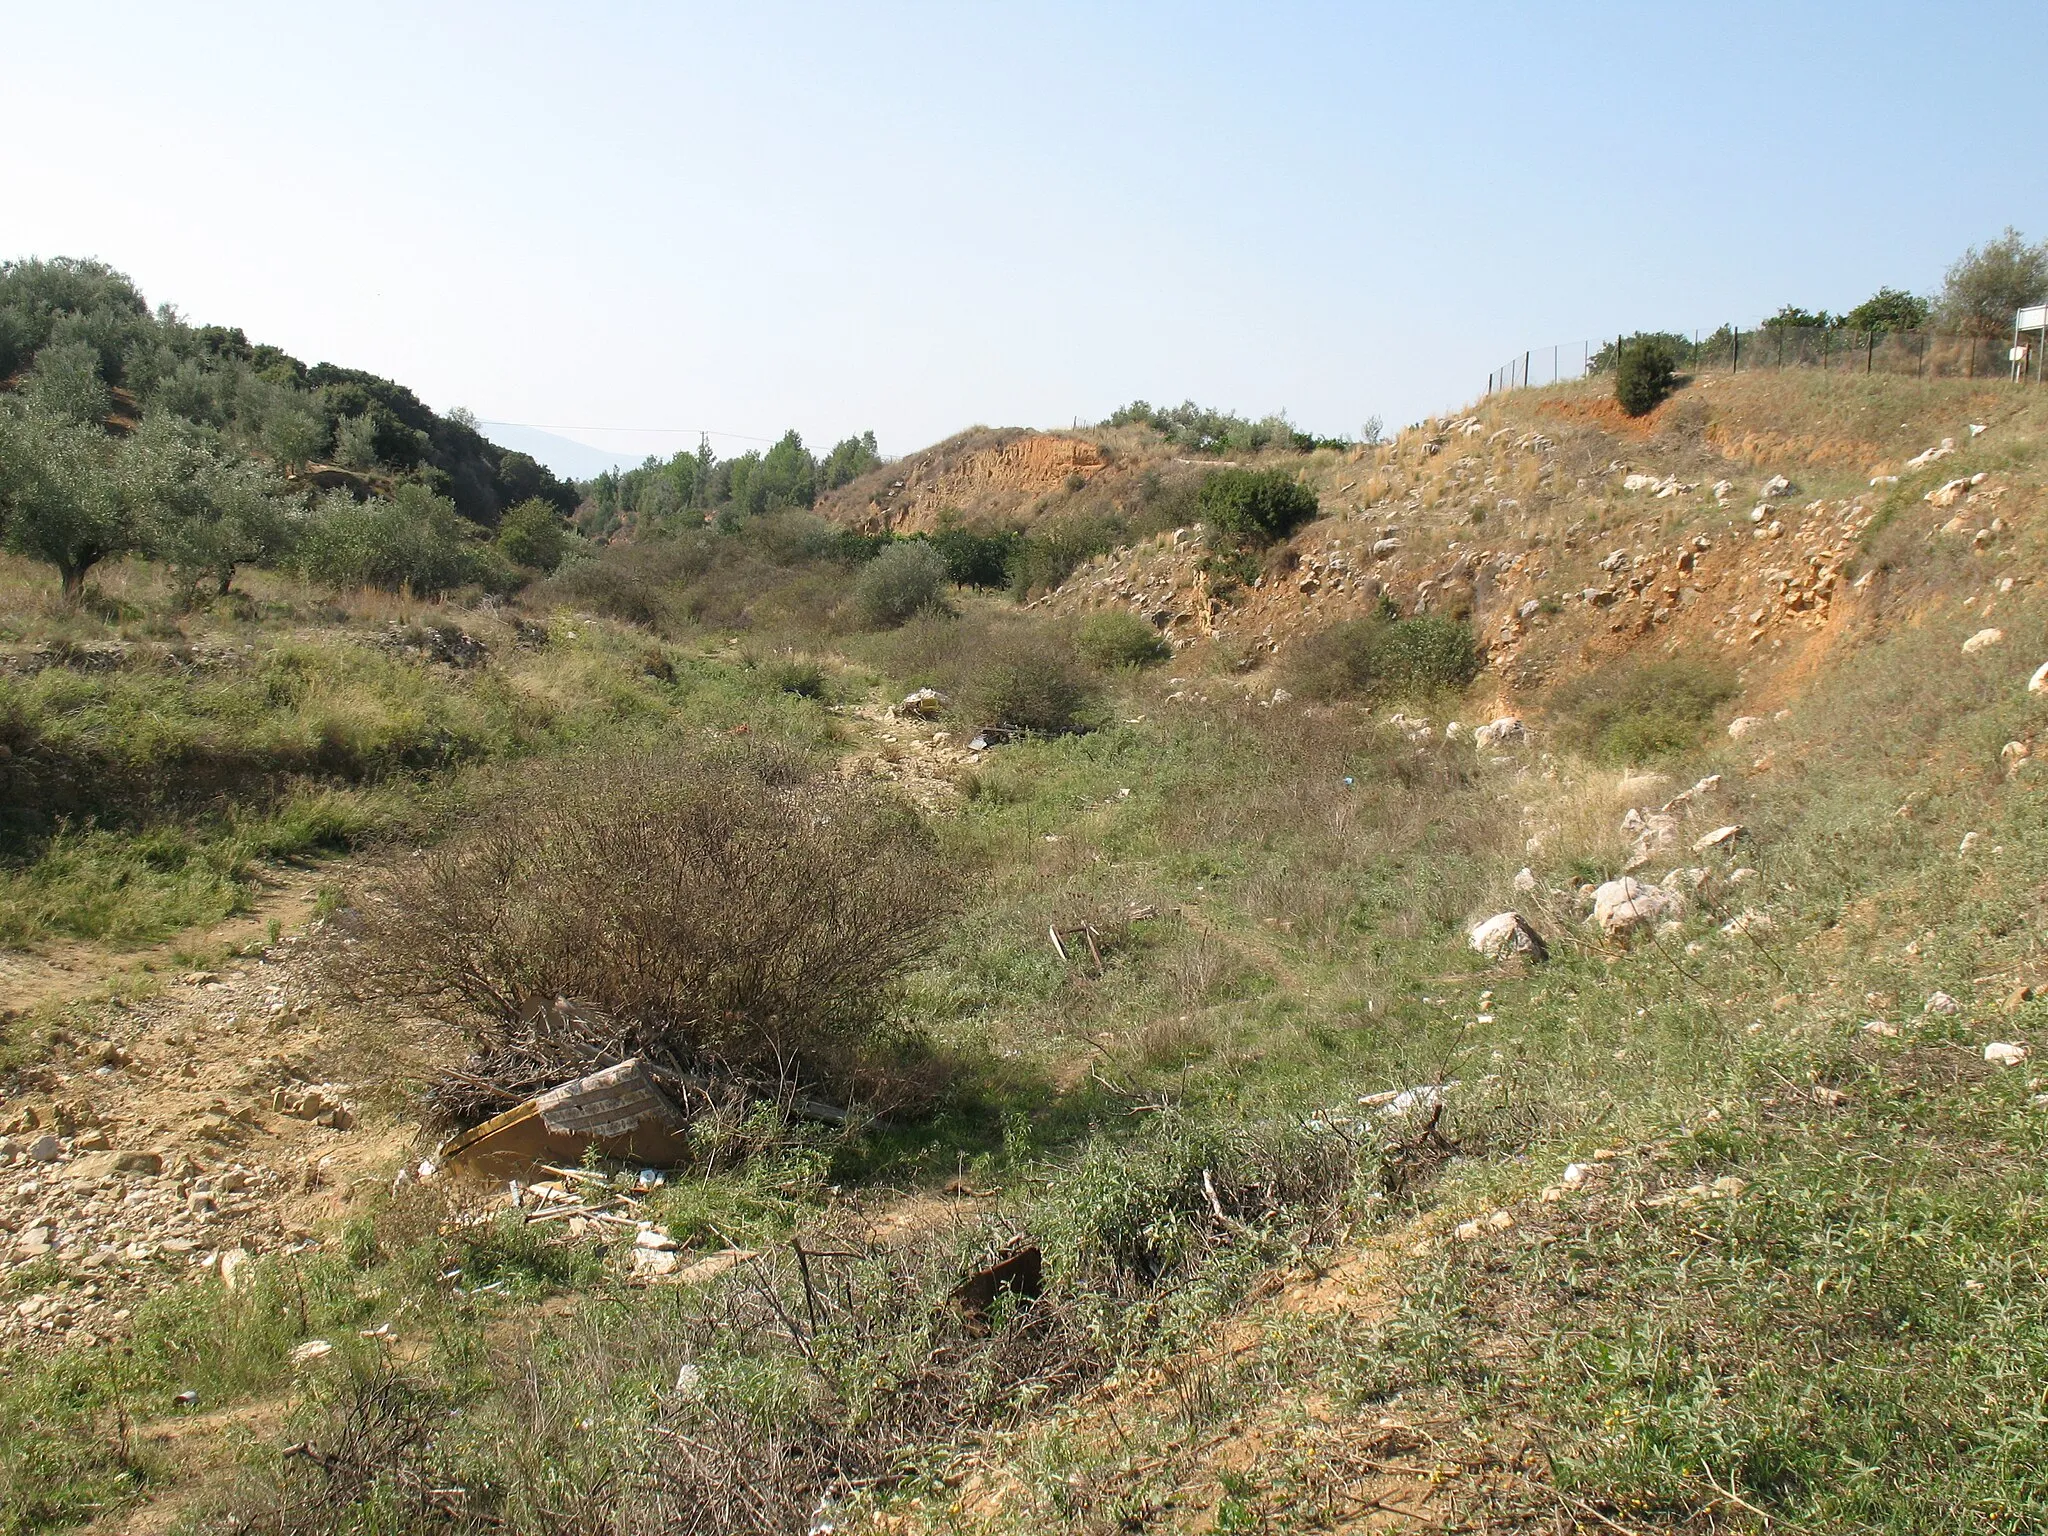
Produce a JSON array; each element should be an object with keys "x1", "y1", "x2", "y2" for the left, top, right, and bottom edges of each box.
[{"x1": 0, "y1": 942, "x2": 374, "y2": 1352}]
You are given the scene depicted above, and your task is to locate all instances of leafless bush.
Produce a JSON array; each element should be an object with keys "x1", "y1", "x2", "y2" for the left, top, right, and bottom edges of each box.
[
  {"x1": 334, "y1": 743, "x2": 958, "y2": 1120},
  {"x1": 629, "y1": 1242, "x2": 1110, "y2": 1534},
  {"x1": 230, "y1": 1371, "x2": 467, "y2": 1536}
]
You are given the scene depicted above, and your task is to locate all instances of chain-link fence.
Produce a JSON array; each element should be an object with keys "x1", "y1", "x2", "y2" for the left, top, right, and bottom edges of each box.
[{"x1": 1490, "y1": 326, "x2": 2043, "y2": 395}]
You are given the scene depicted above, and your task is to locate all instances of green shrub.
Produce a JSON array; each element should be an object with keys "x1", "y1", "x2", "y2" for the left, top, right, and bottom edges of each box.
[
  {"x1": 760, "y1": 652, "x2": 829, "y2": 699},
  {"x1": 1197, "y1": 468, "x2": 1320, "y2": 548},
  {"x1": 1614, "y1": 335, "x2": 1680, "y2": 417},
  {"x1": 533, "y1": 551, "x2": 670, "y2": 628},
  {"x1": 852, "y1": 541, "x2": 951, "y2": 628},
  {"x1": 927, "y1": 524, "x2": 1020, "y2": 589},
  {"x1": 294, "y1": 484, "x2": 477, "y2": 595},
  {"x1": 964, "y1": 635, "x2": 1102, "y2": 734},
  {"x1": 1552, "y1": 656, "x2": 1738, "y2": 763},
  {"x1": 1287, "y1": 613, "x2": 1481, "y2": 703},
  {"x1": 1077, "y1": 610, "x2": 1171, "y2": 669},
  {"x1": 1005, "y1": 513, "x2": 1121, "y2": 598},
  {"x1": 1198, "y1": 547, "x2": 1264, "y2": 598},
  {"x1": 497, "y1": 496, "x2": 567, "y2": 572}
]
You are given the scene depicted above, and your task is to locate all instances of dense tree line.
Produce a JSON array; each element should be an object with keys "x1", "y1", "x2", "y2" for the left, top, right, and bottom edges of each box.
[
  {"x1": 580, "y1": 428, "x2": 883, "y2": 541},
  {"x1": 1105, "y1": 400, "x2": 1350, "y2": 455}
]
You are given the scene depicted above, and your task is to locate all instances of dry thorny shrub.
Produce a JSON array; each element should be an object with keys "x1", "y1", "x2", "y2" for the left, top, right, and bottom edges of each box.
[
  {"x1": 230, "y1": 1124, "x2": 1372, "y2": 1535},
  {"x1": 327, "y1": 742, "x2": 960, "y2": 1124},
  {"x1": 235, "y1": 1227, "x2": 1119, "y2": 1536}
]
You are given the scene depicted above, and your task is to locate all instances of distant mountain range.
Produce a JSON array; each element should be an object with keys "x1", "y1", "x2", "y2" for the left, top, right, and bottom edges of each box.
[{"x1": 476, "y1": 422, "x2": 649, "y2": 482}]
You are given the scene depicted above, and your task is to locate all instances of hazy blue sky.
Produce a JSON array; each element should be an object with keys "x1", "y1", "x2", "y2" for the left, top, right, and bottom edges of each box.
[{"x1": 7, "y1": 2, "x2": 2043, "y2": 474}]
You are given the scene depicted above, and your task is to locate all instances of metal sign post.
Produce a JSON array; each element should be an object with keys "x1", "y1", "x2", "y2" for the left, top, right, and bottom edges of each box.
[{"x1": 2016, "y1": 304, "x2": 2048, "y2": 383}]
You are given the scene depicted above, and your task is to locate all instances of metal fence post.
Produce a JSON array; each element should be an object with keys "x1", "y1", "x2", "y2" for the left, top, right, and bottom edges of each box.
[
  {"x1": 1866, "y1": 330, "x2": 1874, "y2": 374},
  {"x1": 1732, "y1": 328, "x2": 1739, "y2": 372}
]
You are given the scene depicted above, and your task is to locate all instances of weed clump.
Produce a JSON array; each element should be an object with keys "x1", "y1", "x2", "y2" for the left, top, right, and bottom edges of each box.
[
  {"x1": 1287, "y1": 611, "x2": 1481, "y2": 703},
  {"x1": 1077, "y1": 610, "x2": 1171, "y2": 669},
  {"x1": 337, "y1": 743, "x2": 956, "y2": 1118},
  {"x1": 1040, "y1": 1114, "x2": 1360, "y2": 1284},
  {"x1": 1552, "y1": 655, "x2": 1737, "y2": 763},
  {"x1": 1197, "y1": 467, "x2": 1320, "y2": 548},
  {"x1": 757, "y1": 650, "x2": 829, "y2": 698}
]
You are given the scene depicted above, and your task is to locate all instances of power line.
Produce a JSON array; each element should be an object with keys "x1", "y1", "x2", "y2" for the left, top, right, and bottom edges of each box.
[{"x1": 476, "y1": 419, "x2": 779, "y2": 444}]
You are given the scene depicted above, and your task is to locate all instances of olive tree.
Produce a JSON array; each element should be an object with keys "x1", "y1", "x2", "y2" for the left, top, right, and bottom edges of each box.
[
  {"x1": 1937, "y1": 228, "x2": 2048, "y2": 337},
  {"x1": 20, "y1": 339, "x2": 112, "y2": 425},
  {"x1": 0, "y1": 403, "x2": 144, "y2": 597},
  {"x1": 136, "y1": 417, "x2": 297, "y2": 595}
]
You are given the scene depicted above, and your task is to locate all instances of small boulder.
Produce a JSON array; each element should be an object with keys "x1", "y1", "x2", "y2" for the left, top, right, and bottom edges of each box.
[
  {"x1": 1925, "y1": 991, "x2": 1961, "y2": 1016},
  {"x1": 1693, "y1": 824, "x2": 1743, "y2": 854},
  {"x1": 1761, "y1": 474, "x2": 1793, "y2": 498},
  {"x1": 1962, "y1": 628, "x2": 2005, "y2": 655},
  {"x1": 1469, "y1": 912, "x2": 1548, "y2": 963},
  {"x1": 1986, "y1": 1042, "x2": 2029, "y2": 1066},
  {"x1": 2030, "y1": 661, "x2": 2048, "y2": 696},
  {"x1": 1591, "y1": 877, "x2": 1680, "y2": 939},
  {"x1": 220, "y1": 1247, "x2": 253, "y2": 1293},
  {"x1": 25, "y1": 1134, "x2": 62, "y2": 1164},
  {"x1": 1474, "y1": 716, "x2": 1525, "y2": 749},
  {"x1": 1727, "y1": 716, "x2": 1764, "y2": 740},
  {"x1": 632, "y1": 1247, "x2": 682, "y2": 1276}
]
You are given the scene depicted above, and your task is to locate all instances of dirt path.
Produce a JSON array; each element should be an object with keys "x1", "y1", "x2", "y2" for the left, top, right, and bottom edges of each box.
[
  {"x1": 0, "y1": 862, "x2": 336, "y2": 1020},
  {"x1": 0, "y1": 860, "x2": 438, "y2": 1353}
]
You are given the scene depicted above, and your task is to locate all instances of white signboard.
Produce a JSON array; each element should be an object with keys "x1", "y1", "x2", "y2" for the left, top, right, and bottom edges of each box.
[{"x1": 2019, "y1": 304, "x2": 2048, "y2": 331}]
